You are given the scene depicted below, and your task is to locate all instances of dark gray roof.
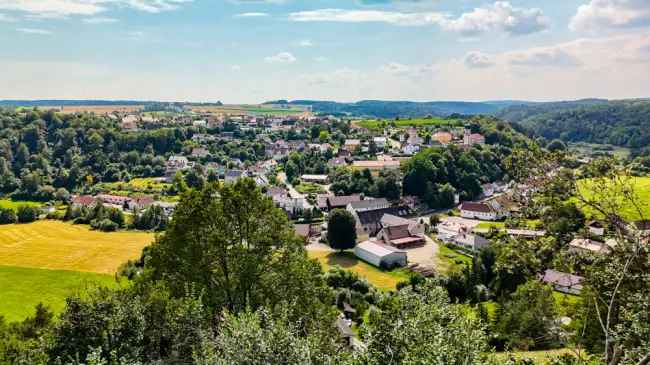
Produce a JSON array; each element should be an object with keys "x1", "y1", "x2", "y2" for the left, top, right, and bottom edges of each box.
[
  {"x1": 357, "y1": 206, "x2": 409, "y2": 226},
  {"x1": 349, "y1": 198, "x2": 389, "y2": 211}
]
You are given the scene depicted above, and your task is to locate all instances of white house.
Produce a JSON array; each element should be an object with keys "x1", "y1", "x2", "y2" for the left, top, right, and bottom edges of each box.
[
  {"x1": 453, "y1": 233, "x2": 490, "y2": 251},
  {"x1": 402, "y1": 143, "x2": 420, "y2": 155},
  {"x1": 459, "y1": 202, "x2": 499, "y2": 221},
  {"x1": 354, "y1": 240, "x2": 407, "y2": 269},
  {"x1": 569, "y1": 238, "x2": 614, "y2": 254},
  {"x1": 373, "y1": 137, "x2": 387, "y2": 149}
]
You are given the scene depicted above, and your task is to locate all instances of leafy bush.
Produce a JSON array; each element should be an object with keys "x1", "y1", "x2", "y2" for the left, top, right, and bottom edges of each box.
[{"x1": 16, "y1": 205, "x2": 39, "y2": 223}]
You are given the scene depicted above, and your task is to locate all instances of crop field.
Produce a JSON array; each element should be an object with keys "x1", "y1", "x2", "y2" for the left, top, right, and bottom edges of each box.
[
  {"x1": 27, "y1": 105, "x2": 144, "y2": 114},
  {"x1": 0, "y1": 265, "x2": 121, "y2": 322},
  {"x1": 308, "y1": 251, "x2": 410, "y2": 291},
  {"x1": 568, "y1": 142, "x2": 631, "y2": 159},
  {"x1": 188, "y1": 104, "x2": 308, "y2": 116},
  {"x1": 576, "y1": 176, "x2": 650, "y2": 221},
  {"x1": 0, "y1": 199, "x2": 42, "y2": 211},
  {"x1": 355, "y1": 118, "x2": 462, "y2": 130},
  {"x1": 0, "y1": 220, "x2": 153, "y2": 274}
]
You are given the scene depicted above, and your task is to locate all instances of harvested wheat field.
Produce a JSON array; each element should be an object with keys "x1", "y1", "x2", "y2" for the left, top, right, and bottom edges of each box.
[{"x1": 0, "y1": 220, "x2": 153, "y2": 274}]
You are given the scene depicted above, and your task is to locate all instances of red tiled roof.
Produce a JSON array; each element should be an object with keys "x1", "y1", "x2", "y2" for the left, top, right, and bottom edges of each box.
[{"x1": 460, "y1": 202, "x2": 493, "y2": 213}]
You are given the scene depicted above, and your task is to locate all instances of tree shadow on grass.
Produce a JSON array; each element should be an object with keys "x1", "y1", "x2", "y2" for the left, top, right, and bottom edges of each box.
[{"x1": 325, "y1": 251, "x2": 358, "y2": 268}]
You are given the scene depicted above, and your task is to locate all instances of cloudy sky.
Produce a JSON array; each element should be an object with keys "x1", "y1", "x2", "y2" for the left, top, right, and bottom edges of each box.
[{"x1": 0, "y1": 0, "x2": 649, "y2": 103}]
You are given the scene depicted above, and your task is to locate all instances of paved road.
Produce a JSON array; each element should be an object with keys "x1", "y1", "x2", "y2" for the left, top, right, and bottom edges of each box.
[{"x1": 278, "y1": 172, "x2": 313, "y2": 210}]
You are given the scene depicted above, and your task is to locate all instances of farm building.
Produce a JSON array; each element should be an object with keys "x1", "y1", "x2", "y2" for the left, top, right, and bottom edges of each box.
[{"x1": 354, "y1": 240, "x2": 407, "y2": 269}]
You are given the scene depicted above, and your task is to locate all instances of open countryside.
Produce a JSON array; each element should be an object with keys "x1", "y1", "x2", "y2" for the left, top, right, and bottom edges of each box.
[{"x1": 0, "y1": 220, "x2": 153, "y2": 273}]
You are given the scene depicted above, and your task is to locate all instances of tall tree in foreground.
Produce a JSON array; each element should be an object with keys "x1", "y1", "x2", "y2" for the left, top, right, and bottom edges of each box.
[
  {"x1": 357, "y1": 281, "x2": 488, "y2": 364},
  {"x1": 327, "y1": 209, "x2": 357, "y2": 251},
  {"x1": 146, "y1": 179, "x2": 333, "y2": 323}
]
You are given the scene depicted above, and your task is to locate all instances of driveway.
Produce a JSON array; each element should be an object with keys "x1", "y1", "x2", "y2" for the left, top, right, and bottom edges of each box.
[
  {"x1": 402, "y1": 235, "x2": 438, "y2": 269},
  {"x1": 439, "y1": 216, "x2": 483, "y2": 230}
]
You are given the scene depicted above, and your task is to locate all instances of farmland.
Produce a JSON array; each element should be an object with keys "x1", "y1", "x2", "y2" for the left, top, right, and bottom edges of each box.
[
  {"x1": 355, "y1": 117, "x2": 462, "y2": 130},
  {"x1": 27, "y1": 105, "x2": 144, "y2": 114},
  {"x1": 0, "y1": 265, "x2": 121, "y2": 322},
  {"x1": 187, "y1": 104, "x2": 309, "y2": 116},
  {"x1": 0, "y1": 220, "x2": 153, "y2": 274},
  {"x1": 0, "y1": 199, "x2": 42, "y2": 211},
  {"x1": 576, "y1": 176, "x2": 650, "y2": 221}
]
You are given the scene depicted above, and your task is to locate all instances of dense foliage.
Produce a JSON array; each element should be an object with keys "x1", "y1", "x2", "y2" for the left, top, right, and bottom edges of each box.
[{"x1": 505, "y1": 100, "x2": 650, "y2": 148}]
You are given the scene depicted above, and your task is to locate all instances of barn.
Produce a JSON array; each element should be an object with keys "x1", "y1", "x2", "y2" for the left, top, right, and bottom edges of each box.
[{"x1": 354, "y1": 240, "x2": 407, "y2": 269}]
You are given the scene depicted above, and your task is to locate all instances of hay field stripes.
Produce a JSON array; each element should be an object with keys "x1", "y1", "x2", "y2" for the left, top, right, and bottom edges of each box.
[{"x1": 0, "y1": 221, "x2": 153, "y2": 274}]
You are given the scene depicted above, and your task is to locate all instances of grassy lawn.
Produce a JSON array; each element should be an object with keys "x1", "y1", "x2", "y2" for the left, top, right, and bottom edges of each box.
[
  {"x1": 0, "y1": 198, "x2": 42, "y2": 211},
  {"x1": 0, "y1": 220, "x2": 153, "y2": 274},
  {"x1": 308, "y1": 251, "x2": 410, "y2": 291},
  {"x1": 569, "y1": 142, "x2": 630, "y2": 159},
  {"x1": 356, "y1": 118, "x2": 462, "y2": 130},
  {"x1": 475, "y1": 221, "x2": 506, "y2": 229},
  {"x1": 492, "y1": 348, "x2": 585, "y2": 364},
  {"x1": 576, "y1": 176, "x2": 650, "y2": 221},
  {"x1": 295, "y1": 182, "x2": 326, "y2": 194},
  {"x1": 0, "y1": 265, "x2": 121, "y2": 323},
  {"x1": 435, "y1": 243, "x2": 472, "y2": 274},
  {"x1": 96, "y1": 177, "x2": 171, "y2": 196}
]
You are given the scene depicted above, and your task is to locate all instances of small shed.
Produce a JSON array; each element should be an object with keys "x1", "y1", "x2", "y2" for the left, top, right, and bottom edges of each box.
[{"x1": 354, "y1": 240, "x2": 407, "y2": 269}]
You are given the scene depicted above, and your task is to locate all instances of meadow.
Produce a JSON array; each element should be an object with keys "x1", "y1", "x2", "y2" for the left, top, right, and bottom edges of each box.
[
  {"x1": 576, "y1": 176, "x2": 650, "y2": 221},
  {"x1": 0, "y1": 199, "x2": 42, "y2": 211},
  {"x1": 308, "y1": 251, "x2": 410, "y2": 291},
  {"x1": 0, "y1": 265, "x2": 121, "y2": 322},
  {"x1": 0, "y1": 220, "x2": 153, "y2": 274},
  {"x1": 356, "y1": 117, "x2": 462, "y2": 130},
  {"x1": 188, "y1": 104, "x2": 307, "y2": 116}
]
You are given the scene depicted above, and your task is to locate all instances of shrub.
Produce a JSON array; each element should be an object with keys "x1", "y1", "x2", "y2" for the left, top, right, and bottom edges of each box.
[
  {"x1": 16, "y1": 205, "x2": 39, "y2": 223},
  {"x1": 0, "y1": 207, "x2": 17, "y2": 224}
]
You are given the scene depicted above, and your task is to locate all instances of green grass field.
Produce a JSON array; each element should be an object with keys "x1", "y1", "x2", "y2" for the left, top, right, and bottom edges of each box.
[
  {"x1": 435, "y1": 243, "x2": 473, "y2": 274},
  {"x1": 0, "y1": 199, "x2": 42, "y2": 211},
  {"x1": 356, "y1": 118, "x2": 462, "y2": 130},
  {"x1": 308, "y1": 251, "x2": 410, "y2": 291},
  {"x1": 576, "y1": 176, "x2": 650, "y2": 221},
  {"x1": 569, "y1": 142, "x2": 631, "y2": 159},
  {"x1": 0, "y1": 265, "x2": 121, "y2": 323},
  {"x1": 295, "y1": 182, "x2": 326, "y2": 194},
  {"x1": 492, "y1": 348, "x2": 585, "y2": 364}
]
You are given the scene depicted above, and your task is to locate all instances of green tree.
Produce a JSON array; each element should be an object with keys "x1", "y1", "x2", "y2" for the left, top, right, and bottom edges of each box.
[
  {"x1": 147, "y1": 179, "x2": 332, "y2": 320},
  {"x1": 326, "y1": 209, "x2": 357, "y2": 251},
  {"x1": 0, "y1": 207, "x2": 17, "y2": 224},
  {"x1": 359, "y1": 281, "x2": 488, "y2": 364},
  {"x1": 16, "y1": 205, "x2": 39, "y2": 223}
]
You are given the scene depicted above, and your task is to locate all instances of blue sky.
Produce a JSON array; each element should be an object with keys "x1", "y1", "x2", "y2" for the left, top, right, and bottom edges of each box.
[{"x1": 0, "y1": 0, "x2": 649, "y2": 103}]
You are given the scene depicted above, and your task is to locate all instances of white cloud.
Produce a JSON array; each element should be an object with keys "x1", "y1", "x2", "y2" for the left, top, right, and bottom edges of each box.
[
  {"x1": 264, "y1": 52, "x2": 296, "y2": 63},
  {"x1": 289, "y1": 2, "x2": 549, "y2": 36},
  {"x1": 298, "y1": 39, "x2": 313, "y2": 47},
  {"x1": 16, "y1": 27, "x2": 53, "y2": 35},
  {"x1": 83, "y1": 16, "x2": 118, "y2": 23},
  {"x1": 442, "y1": 1, "x2": 549, "y2": 36},
  {"x1": 464, "y1": 51, "x2": 495, "y2": 68},
  {"x1": 231, "y1": 65, "x2": 242, "y2": 71},
  {"x1": 570, "y1": 0, "x2": 650, "y2": 32},
  {"x1": 233, "y1": 12, "x2": 269, "y2": 18},
  {"x1": 289, "y1": 8, "x2": 446, "y2": 26},
  {"x1": 0, "y1": 0, "x2": 191, "y2": 18}
]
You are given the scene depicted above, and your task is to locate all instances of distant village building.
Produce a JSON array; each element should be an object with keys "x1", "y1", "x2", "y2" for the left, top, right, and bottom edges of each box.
[
  {"x1": 328, "y1": 157, "x2": 348, "y2": 169},
  {"x1": 569, "y1": 238, "x2": 614, "y2": 255},
  {"x1": 225, "y1": 170, "x2": 244, "y2": 183},
  {"x1": 459, "y1": 201, "x2": 504, "y2": 221},
  {"x1": 191, "y1": 147, "x2": 210, "y2": 158},
  {"x1": 344, "y1": 139, "x2": 361, "y2": 152},
  {"x1": 541, "y1": 269, "x2": 584, "y2": 295},
  {"x1": 300, "y1": 174, "x2": 329, "y2": 184},
  {"x1": 463, "y1": 128, "x2": 485, "y2": 146},
  {"x1": 326, "y1": 195, "x2": 361, "y2": 211},
  {"x1": 432, "y1": 131, "x2": 453, "y2": 145},
  {"x1": 376, "y1": 214, "x2": 425, "y2": 249},
  {"x1": 452, "y1": 232, "x2": 490, "y2": 251},
  {"x1": 587, "y1": 221, "x2": 605, "y2": 236},
  {"x1": 352, "y1": 160, "x2": 401, "y2": 173},
  {"x1": 373, "y1": 137, "x2": 387, "y2": 149}
]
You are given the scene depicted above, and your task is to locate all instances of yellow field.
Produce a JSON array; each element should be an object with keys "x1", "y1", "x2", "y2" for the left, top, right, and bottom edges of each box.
[{"x1": 0, "y1": 220, "x2": 153, "y2": 274}]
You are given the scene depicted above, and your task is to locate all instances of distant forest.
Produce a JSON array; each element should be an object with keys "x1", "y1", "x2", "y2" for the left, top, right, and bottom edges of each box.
[{"x1": 498, "y1": 99, "x2": 650, "y2": 149}]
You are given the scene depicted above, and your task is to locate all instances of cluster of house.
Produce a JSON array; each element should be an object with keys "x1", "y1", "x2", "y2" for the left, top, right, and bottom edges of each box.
[{"x1": 71, "y1": 194, "x2": 177, "y2": 216}]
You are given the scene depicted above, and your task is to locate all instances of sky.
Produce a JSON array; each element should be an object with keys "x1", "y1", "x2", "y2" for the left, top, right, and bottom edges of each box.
[{"x1": 0, "y1": 0, "x2": 649, "y2": 103}]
